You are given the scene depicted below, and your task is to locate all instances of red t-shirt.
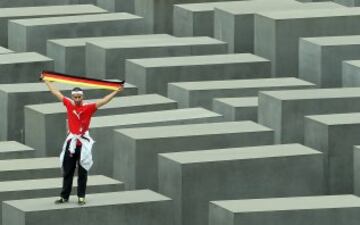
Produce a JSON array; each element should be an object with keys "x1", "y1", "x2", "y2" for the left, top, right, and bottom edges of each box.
[{"x1": 63, "y1": 97, "x2": 97, "y2": 135}]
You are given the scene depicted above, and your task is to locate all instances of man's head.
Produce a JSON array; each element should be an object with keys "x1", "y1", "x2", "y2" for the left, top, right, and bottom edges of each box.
[{"x1": 71, "y1": 87, "x2": 84, "y2": 106}]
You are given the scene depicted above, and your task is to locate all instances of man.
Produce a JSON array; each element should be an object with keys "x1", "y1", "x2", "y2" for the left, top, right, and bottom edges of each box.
[{"x1": 41, "y1": 75, "x2": 123, "y2": 205}]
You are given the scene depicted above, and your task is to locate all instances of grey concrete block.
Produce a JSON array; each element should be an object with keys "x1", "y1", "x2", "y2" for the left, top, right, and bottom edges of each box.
[
  {"x1": 305, "y1": 113, "x2": 360, "y2": 194},
  {"x1": 0, "y1": 0, "x2": 97, "y2": 8},
  {"x1": 0, "y1": 157, "x2": 59, "y2": 181},
  {"x1": 258, "y1": 87, "x2": 360, "y2": 144},
  {"x1": 0, "y1": 82, "x2": 137, "y2": 142},
  {"x1": 47, "y1": 34, "x2": 173, "y2": 76},
  {"x1": 126, "y1": 53, "x2": 271, "y2": 95},
  {"x1": 0, "y1": 141, "x2": 35, "y2": 160},
  {"x1": 0, "y1": 4, "x2": 107, "y2": 47},
  {"x1": 255, "y1": 7, "x2": 360, "y2": 76},
  {"x1": 0, "y1": 52, "x2": 53, "y2": 84},
  {"x1": 91, "y1": 107, "x2": 223, "y2": 176},
  {"x1": 86, "y1": 36, "x2": 228, "y2": 80},
  {"x1": 354, "y1": 146, "x2": 360, "y2": 196},
  {"x1": 168, "y1": 77, "x2": 315, "y2": 109},
  {"x1": 159, "y1": 143, "x2": 324, "y2": 225},
  {"x1": 343, "y1": 60, "x2": 360, "y2": 87},
  {"x1": 113, "y1": 121, "x2": 274, "y2": 190},
  {"x1": 97, "y1": 0, "x2": 134, "y2": 13},
  {"x1": 213, "y1": 97, "x2": 258, "y2": 121},
  {"x1": 0, "y1": 47, "x2": 13, "y2": 55},
  {"x1": 215, "y1": 1, "x2": 343, "y2": 53},
  {"x1": 334, "y1": 0, "x2": 360, "y2": 6},
  {"x1": 8, "y1": 13, "x2": 146, "y2": 54},
  {"x1": 209, "y1": 195, "x2": 360, "y2": 225},
  {"x1": 25, "y1": 94, "x2": 177, "y2": 157},
  {"x1": 299, "y1": 35, "x2": 360, "y2": 88},
  {"x1": 2, "y1": 190, "x2": 174, "y2": 225}
]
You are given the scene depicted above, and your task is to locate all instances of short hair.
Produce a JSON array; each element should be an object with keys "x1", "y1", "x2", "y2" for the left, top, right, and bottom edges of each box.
[{"x1": 72, "y1": 87, "x2": 83, "y2": 92}]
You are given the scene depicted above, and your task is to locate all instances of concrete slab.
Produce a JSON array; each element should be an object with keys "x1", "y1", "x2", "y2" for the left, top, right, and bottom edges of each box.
[
  {"x1": 96, "y1": 0, "x2": 134, "y2": 13},
  {"x1": 212, "y1": 97, "x2": 258, "y2": 121},
  {"x1": 126, "y1": 53, "x2": 271, "y2": 95},
  {"x1": 299, "y1": 35, "x2": 360, "y2": 87},
  {"x1": 305, "y1": 112, "x2": 360, "y2": 194},
  {"x1": 343, "y1": 60, "x2": 360, "y2": 87},
  {"x1": 159, "y1": 143, "x2": 324, "y2": 225},
  {"x1": 24, "y1": 94, "x2": 177, "y2": 157},
  {"x1": 8, "y1": 13, "x2": 146, "y2": 54},
  {"x1": 0, "y1": 141, "x2": 35, "y2": 160},
  {"x1": 0, "y1": 47, "x2": 13, "y2": 55},
  {"x1": 167, "y1": 77, "x2": 315, "y2": 109},
  {"x1": 47, "y1": 34, "x2": 174, "y2": 76},
  {"x1": 0, "y1": 0, "x2": 97, "y2": 8},
  {"x1": 354, "y1": 146, "x2": 360, "y2": 195},
  {"x1": 0, "y1": 52, "x2": 53, "y2": 84},
  {"x1": 86, "y1": 36, "x2": 227, "y2": 80},
  {"x1": 209, "y1": 195, "x2": 360, "y2": 225},
  {"x1": 90, "y1": 107, "x2": 223, "y2": 176},
  {"x1": 215, "y1": 1, "x2": 343, "y2": 53},
  {"x1": 0, "y1": 82, "x2": 137, "y2": 142},
  {"x1": 255, "y1": 7, "x2": 360, "y2": 76},
  {"x1": 258, "y1": 87, "x2": 360, "y2": 144},
  {"x1": 113, "y1": 121, "x2": 274, "y2": 190},
  {"x1": 3, "y1": 190, "x2": 174, "y2": 225},
  {"x1": 334, "y1": 0, "x2": 360, "y2": 6},
  {"x1": 0, "y1": 4, "x2": 107, "y2": 47}
]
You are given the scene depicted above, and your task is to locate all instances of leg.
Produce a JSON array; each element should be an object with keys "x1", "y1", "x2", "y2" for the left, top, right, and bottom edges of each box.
[
  {"x1": 76, "y1": 147, "x2": 88, "y2": 198},
  {"x1": 60, "y1": 144, "x2": 77, "y2": 200}
]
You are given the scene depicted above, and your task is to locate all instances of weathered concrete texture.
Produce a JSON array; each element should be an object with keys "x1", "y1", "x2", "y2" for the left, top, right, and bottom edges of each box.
[
  {"x1": 0, "y1": 157, "x2": 59, "y2": 181},
  {"x1": 8, "y1": 13, "x2": 146, "y2": 54},
  {"x1": 255, "y1": 7, "x2": 360, "y2": 76},
  {"x1": 97, "y1": 0, "x2": 134, "y2": 13},
  {"x1": 0, "y1": 0, "x2": 97, "y2": 8},
  {"x1": 90, "y1": 108, "x2": 223, "y2": 176},
  {"x1": 126, "y1": 53, "x2": 271, "y2": 95},
  {"x1": 0, "y1": 47, "x2": 13, "y2": 55},
  {"x1": 0, "y1": 82, "x2": 137, "y2": 142},
  {"x1": 135, "y1": 0, "x2": 248, "y2": 34},
  {"x1": 0, "y1": 175, "x2": 123, "y2": 223},
  {"x1": 354, "y1": 146, "x2": 360, "y2": 196},
  {"x1": 213, "y1": 97, "x2": 258, "y2": 121},
  {"x1": 299, "y1": 35, "x2": 360, "y2": 88},
  {"x1": 167, "y1": 77, "x2": 315, "y2": 109},
  {"x1": 25, "y1": 94, "x2": 177, "y2": 157},
  {"x1": 159, "y1": 143, "x2": 324, "y2": 225},
  {"x1": 113, "y1": 121, "x2": 274, "y2": 191},
  {"x1": 342, "y1": 60, "x2": 360, "y2": 87},
  {"x1": 86, "y1": 36, "x2": 227, "y2": 80},
  {"x1": 334, "y1": 0, "x2": 360, "y2": 6},
  {"x1": 305, "y1": 112, "x2": 360, "y2": 194},
  {"x1": 2, "y1": 190, "x2": 174, "y2": 225},
  {"x1": 258, "y1": 87, "x2": 360, "y2": 144},
  {"x1": 47, "y1": 34, "x2": 173, "y2": 76},
  {"x1": 215, "y1": 1, "x2": 343, "y2": 53},
  {"x1": 0, "y1": 141, "x2": 35, "y2": 160},
  {"x1": 209, "y1": 195, "x2": 360, "y2": 225},
  {"x1": 0, "y1": 4, "x2": 107, "y2": 47},
  {"x1": 0, "y1": 52, "x2": 53, "y2": 84}
]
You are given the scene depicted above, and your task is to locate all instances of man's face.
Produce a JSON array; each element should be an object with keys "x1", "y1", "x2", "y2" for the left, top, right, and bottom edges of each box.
[{"x1": 71, "y1": 94, "x2": 83, "y2": 106}]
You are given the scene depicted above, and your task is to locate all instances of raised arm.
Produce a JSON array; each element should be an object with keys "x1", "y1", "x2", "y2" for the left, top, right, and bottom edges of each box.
[
  {"x1": 96, "y1": 86, "x2": 123, "y2": 109},
  {"x1": 41, "y1": 74, "x2": 64, "y2": 102}
]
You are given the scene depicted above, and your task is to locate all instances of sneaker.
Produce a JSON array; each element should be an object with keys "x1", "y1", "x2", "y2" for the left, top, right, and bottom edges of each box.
[
  {"x1": 78, "y1": 197, "x2": 86, "y2": 205},
  {"x1": 54, "y1": 197, "x2": 68, "y2": 204}
]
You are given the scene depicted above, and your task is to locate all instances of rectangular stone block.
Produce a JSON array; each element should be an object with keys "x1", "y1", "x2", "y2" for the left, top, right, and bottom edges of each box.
[
  {"x1": 168, "y1": 77, "x2": 315, "y2": 109},
  {"x1": 0, "y1": 52, "x2": 53, "y2": 84},
  {"x1": 342, "y1": 60, "x2": 360, "y2": 86},
  {"x1": 299, "y1": 35, "x2": 360, "y2": 87},
  {"x1": 3, "y1": 190, "x2": 174, "y2": 225},
  {"x1": 258, "y1": 87, "x2": 360, "y2": 144},
  {"x1": 86, "y1": 36, "x2": 227, "y2": 80},
  {"x1": 0, "y1": 82, "x2": 137, "y2": 142},
  {"x1": 0, "y1": 47, "x2": 13, "y2": 55},
  {"x1": 0, "y1": 141, "x2": 35, "y2": 160},
  {"x1": 97, "y1": 0, "x2": 134, "y2": 13},
  {"x1": 209, "y1": 195, "x2": 360, "y2": 225},
  {"x1": 91, "y1": 108, "x2": 223, "y2": 176},
  {"x1": 0, "y1": 0, "x2": 97, "y2": 8},
  {"x1": 0, "y1": 4, "x2": 107, "y2": 47},
  {"x1": 215, "y1": 1, "x2": 343, "y2": 53},
  {"x1": 305, "y1": 112, "x2": 360, "y2": 194},
  {"x1": 126, "y1": 53, "x2": 271, "y2": 95},
  {"x1": 354, "y1": 146, "x2": 360, "y2": 196},
  {"x1": 213, "y1": 97, "x2": 258, "y2": 121},
  {"x1": 159, "y1": 143, "x2": 324, "y2": 225},
  {"x1": 255, "y1": 7, "x2": 360, "y2": 76},
  {"x1": 113, "y1": 121, "x2": 274, "y2": 191},
  {"x1": 25, "y1": 94, "x2": 177, "y2": 157},
  {"x1": 8, "y1": 13, "x2": 146, "y2": 54},
  {"x1": 47, "y1": 34, "x2": 173, "y2": 76}
]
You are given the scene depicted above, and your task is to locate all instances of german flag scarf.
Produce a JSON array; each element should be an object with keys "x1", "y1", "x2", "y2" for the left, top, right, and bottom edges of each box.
[{"x1": 41, "y1": 71, "x2": 124, "y2": 91}]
